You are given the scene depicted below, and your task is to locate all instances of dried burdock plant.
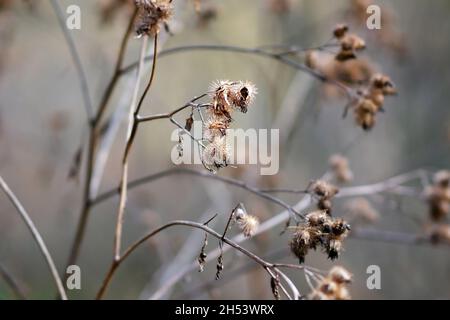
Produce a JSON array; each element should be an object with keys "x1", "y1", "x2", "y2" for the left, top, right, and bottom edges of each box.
[
  {"x1": 202, "y1": 80, "x2": 257, "y2": 172},
  {"x1": 333, "y1": 24, "x2": 366, "y2": 61},
  {"x1": 135, "y1": 0, "x2": 173, "y2": 37},
  {"x1": 234, "y1": 206, "x2": 260, "y2": 238},
  {"x1": 308, "y1": 266, "x2": 352, "y2": 300},
  {"x1": 429, "y1": 224, "x2": 450, "y2": 245},
  {"x1": 308, "y1": 180, "x2": 339, "y2": 214},
  {"x1": 290, "y1": 210, "x2": 350, "y2": 263},
  {"x1": 424, "y1": 170, "x2": 450, "y2": 222},
  {"x1": 329, "y1": 154, "x2": 353, "y2": 184},
  {"x1": 351, "y1": 73, "x2": 397, "y2": 130}
]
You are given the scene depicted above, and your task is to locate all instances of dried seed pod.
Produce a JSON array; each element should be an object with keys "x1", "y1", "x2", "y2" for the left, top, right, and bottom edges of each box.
[
  {"x1": 328, "y1": 266, "x2": 353, "y2": 284},
  {"x1": 306, "y1": 210, "x2": 329, "y2": 227},
  {"x1": 236, "y1": 214, "x2": 259, "y2": 237},
  {"x1": 197, "y1": 233, "x2": 208, "y2": 272},
  {"x1": 228, "y1": 81, "x2": 258, "y2": 113},
  {"x1": 135, "y1": 0, "x2": 174, "y2": 37},
  {"x1": 310, "y1": 180, "x2": 339, "y2": 199},
  {"x1": 430, "y1": 224, "x2": 450, "y2": 245},
  {"x1": 308, "y1": 266, "x2": 352, "y2": 300},
  {"x1": 326, "y1": 238, "x2": 343, "y2": 260},
  {"x1": 215, "y1": 254, "x2": 224, "y2": 280},
  {"x1": 202, "y1": 135, "x2": 231, "y2": 172},
  {"x1": 270, "y1": 275, "x2": 281, "y2": 300},
  {"x1": 333, "y1": 23, "x2": 349, "y2": 39}
]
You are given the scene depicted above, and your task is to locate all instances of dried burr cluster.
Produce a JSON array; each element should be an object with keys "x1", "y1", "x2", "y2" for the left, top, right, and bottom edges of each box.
[
  {"x1": 135, "y1": 0, "x2": 173, "y2": 37},
  {"x1": 309, "y1": 266, "x2": 352, "y2": 300},
  {"x1": 352, "y1": 73, "x2": 397, "y2": 130},
  {"x1": 333, "y1": 24, "x2": 366, "y2": 61},
  {"x1": 202, "y1": 80, "x2": 257, "y2": 172},
  {"x1": 290, "y1": 210, "x2": 350, "y2": 263},
  {"x1": 306, "y1": 23, "x2": 398, "y2": 131},
  {"x1": 425, "y1": 170, "x2": 450, "y2": 222},
  {"x1": 308, "y1": 179, "x2": 340, "y2": 214},
  {"x1": 233, "y1": 203, "x2": 260, "y2": 238}
]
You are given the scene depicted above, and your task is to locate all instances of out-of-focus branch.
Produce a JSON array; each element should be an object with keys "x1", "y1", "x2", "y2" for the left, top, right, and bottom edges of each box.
[
  {"x1": 0, "y1": 175, "x2": 67, "y2": 300},
  {"x1": 0, "y1": 263, "x2": 26, "y2": 300},
  {"x1": 120, "y1": 44, "x2": 355, "y2": 99},
  {"x1": 49, "y1": 0, "x2": 94, "y2": 121},
  {"x1": 92, "y1": 168, "x2": 303, "y2": 219},
  {"x1": 64, "y1": 8, "x2": 137, "y2": 279}
]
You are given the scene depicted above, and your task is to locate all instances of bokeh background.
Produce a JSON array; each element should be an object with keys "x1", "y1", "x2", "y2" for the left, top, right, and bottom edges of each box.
[{"x1": 0, "y1": 0, "x2": 450, "y2": 299}]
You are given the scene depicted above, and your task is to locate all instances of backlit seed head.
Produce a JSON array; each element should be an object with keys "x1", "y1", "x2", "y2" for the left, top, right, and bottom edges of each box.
[{"x1": 236, "y1": 214, "x2": 259, "y2": 237}]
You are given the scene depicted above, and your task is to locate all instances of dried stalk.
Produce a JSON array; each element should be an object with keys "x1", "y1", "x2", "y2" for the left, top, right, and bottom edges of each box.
[
  {"x1": 0, "y1": 175, "x2": 67, "y2": 300},
  {"x1": 96, "y1": 220, "x2": 305, "y2": 299},
  {"x1": 64, "y1": 9, "x2": 137, "y2": 275}
]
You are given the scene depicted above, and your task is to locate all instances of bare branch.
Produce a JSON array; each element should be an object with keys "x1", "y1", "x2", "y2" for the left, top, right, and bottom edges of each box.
[
  {"x1": 49, "y1": 0, "x2": 94, "y2": 121},
  {"x1": 0, "y1": 175, "x2": 67, "y2": 300}
]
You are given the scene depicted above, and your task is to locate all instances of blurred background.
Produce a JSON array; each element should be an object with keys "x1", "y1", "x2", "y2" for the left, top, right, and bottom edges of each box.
[{"x1": 0, "y1": 0, "x2": 450, "y2": 299}]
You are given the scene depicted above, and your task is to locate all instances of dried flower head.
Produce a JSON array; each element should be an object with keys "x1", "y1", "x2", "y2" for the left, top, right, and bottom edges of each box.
[
  {"x1": 308, "y1": 266, "x2": 352, "y2": 300},
  {"x1": 290, "y1": 212, "x2": 350, "y2": 263},
  {"x1": 309, "y1": 180, "x2": 339, "y2": 214},
  {"x1": 425, "y1": 171, "x2": 450, "y2": 222},
  {"x1": 333, "y1": 25, "x2": 366, "y2": 61},
  {"x1": 429, "y1": 224, "x2": 450, "y2": 245},
  {"x1": 329, "y1": 154, "x2": 353, "y2": 183},
  {"x1": 202, "y1": 80, "x2": 257, "y2": 173},
  {"x1": 310, "y1": 180, "x2": 339, "y2": 199},
  {"x1": 329, "y1": 266, "x2": 353, "y2": 284},
  {"x1": 135, "y1": 0, "x2": 173, "y2": 37},
  {"x1": 234, "y1": 208, "x2": 259, "y2": 238},
  {"x1": 333, "y1": 24, "x2": 349, "y2": 39},
  {"x1": 202, "y1": 135, "x2": 231, "y2": 172}
]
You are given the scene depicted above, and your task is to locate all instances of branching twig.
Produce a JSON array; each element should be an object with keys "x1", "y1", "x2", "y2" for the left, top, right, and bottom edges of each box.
[
  {"x1": 96, "y1": 220, "x2": 306, "y2": 299},
  {"x1": 0, "y1": 175, "x2": 67, "y2": 300},
  {"x1": 64, "y1": 8, "x2": 137, "y2": 278},
  {"x1": 120, "y1": 44, "x2": 354, "y2": 99}
]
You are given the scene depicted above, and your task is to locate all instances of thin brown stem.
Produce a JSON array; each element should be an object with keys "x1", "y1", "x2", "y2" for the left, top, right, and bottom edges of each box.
[
  {"x1": 94, "y1": 8, "x2": 138, "y2": 127},
  {"x1": 64, "y1": 9, "x2": 137, "y2": 280},
  {"x1": 92, "y1": 168, "x2": 302, "y2": 219},
  {"x1": 0, "y1": 175, "x2": 68, "y2": 300},
  {"x1": 120, "y1": 44, "x2": 355, "y2": 100},
  {"x1": 113, "y1": 35, "x2": 153, "y2": 261},
  {"x1": 96, "y1": 220, "x2": 295, "y2": 299}
]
